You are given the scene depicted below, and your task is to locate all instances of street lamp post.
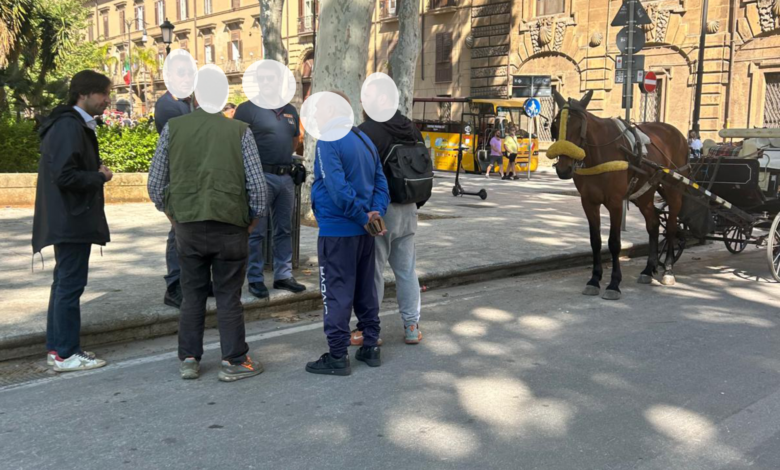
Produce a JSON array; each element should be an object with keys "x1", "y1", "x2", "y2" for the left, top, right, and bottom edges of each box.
[{"x1": 160, "y1": 19, "x2": 175, "y2": 56}]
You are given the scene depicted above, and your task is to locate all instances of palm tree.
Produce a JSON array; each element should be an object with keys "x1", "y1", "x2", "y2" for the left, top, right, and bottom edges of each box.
[
  {"x1": 132, "y1": 47, "x2": 159, "y2": 112},
  {"x1": 0, "y1": 0, "x2": 35, "y2": 69},
  {"x1": 96, "y1": 42, "x2": 119, "y2": 76}
]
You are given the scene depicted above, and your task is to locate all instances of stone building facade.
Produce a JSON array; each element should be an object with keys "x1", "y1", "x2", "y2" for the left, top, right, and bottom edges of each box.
[{"x1": 90, "y1": 0, "x2": 780, "y2": 141}]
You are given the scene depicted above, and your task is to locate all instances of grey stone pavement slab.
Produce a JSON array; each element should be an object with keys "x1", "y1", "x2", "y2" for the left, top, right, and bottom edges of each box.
[
  {"x1": 0, "y1": 247, "x2": 778, "y2": 469},
  {"x1": 0, "y1": 170, "x2": 653, "y2": 358}
]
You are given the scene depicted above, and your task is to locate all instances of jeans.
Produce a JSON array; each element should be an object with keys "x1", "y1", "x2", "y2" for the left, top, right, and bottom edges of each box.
[
  {"x1": 45, "y1": 243, "x2": 92, "y2": 359},
  {"x1": 164, "y1": 225, "x2": 180, "y2": 291},
  {"x1": 248, "y1": 173, "x2": 294, "y2": 284},
  {"x1": 318, "y1": 235, "x2": 380, "y2": 358},
  {"x1": 373, "y1": 203, "x2": 421, "y2": 327},
  {"x1": 175, "y1": 221, "x2": 250, "y2": 364}
]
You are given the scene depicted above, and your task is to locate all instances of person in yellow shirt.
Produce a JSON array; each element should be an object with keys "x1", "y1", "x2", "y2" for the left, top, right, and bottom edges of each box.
[{"x1": 502, "y1": 126, "x2": 520, "y2": 180}]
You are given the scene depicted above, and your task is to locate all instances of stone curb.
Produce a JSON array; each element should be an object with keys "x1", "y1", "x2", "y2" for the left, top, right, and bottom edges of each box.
[{"x1": 0, "y1": 243, "x2": 650, "y2": 362}]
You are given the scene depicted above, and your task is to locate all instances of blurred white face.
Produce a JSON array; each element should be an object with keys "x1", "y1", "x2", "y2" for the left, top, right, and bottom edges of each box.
[{"x1": 300, "y1": 92, "x2": 354, "y2": 142}]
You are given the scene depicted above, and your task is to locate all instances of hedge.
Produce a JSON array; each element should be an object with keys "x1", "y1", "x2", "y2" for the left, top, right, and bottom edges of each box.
[
  {"x1": 0, "y1": 117, "x2": 157, "y2": 173},
  {"x1": 0, "y1": 117, "x2": 40, "y2": 172}
]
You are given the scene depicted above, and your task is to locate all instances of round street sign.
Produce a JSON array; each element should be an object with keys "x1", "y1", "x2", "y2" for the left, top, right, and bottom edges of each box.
[
  {"x1": 616, "y1": 27, "x2": 645, "y2": 54},
  {"x1": 524, "y1": 98, "x2": 541, "y2": 118},
  {"x1": 642, "y1": 71, "x2": 657, "y2": 93}
]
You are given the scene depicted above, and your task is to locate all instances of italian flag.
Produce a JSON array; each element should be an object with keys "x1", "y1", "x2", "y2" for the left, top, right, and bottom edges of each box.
[{"x1": 123, "y1": 58, "x2": 131, "y2": 85}]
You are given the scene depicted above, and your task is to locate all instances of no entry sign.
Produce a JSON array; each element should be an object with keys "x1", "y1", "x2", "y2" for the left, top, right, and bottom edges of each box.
[{"x1": 642, "y1": 71, "x2": 657, "y2": 93}]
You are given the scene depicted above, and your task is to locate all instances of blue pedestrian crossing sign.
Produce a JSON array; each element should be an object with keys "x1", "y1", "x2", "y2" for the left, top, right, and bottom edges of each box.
[{"x1": 524, "y1": 98, "x2": 541, "y2": 118}]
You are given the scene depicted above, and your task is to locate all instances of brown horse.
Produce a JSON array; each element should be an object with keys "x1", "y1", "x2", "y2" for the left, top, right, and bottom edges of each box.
[{"x1": 548, "y1": 90, "x2": 689, "y2": 300}]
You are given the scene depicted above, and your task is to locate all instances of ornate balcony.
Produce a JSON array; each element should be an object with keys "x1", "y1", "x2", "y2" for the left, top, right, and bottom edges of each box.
[{"x1": 298, "y1": 15, "x2": 317, "y2": 35}]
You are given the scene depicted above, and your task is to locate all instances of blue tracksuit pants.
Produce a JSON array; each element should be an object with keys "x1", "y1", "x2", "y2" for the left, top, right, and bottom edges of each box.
[{"x1": 318, "y1": 235, "x2": 380, "y2": 358}]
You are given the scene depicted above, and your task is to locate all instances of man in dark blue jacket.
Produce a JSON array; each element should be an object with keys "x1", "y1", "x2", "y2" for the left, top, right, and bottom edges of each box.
[
  {"x1": 305, "y1": 92, "x2": 390, "y2": 376},
  {"x1": 154, "y1": 90, "x2": 191, "y2": 308},
  {"x1": 33, "y1": 70, "x2": 113, "y2": 372}
]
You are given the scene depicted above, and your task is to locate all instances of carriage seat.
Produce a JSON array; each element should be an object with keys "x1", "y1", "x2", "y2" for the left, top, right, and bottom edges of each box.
[{"x1": 612, "y1": 119, "x2": 651, "y2": 157}]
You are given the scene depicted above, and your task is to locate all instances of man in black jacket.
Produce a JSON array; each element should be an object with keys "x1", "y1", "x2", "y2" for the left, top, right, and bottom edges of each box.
[
  {"x1": 33, "y1": 70, "x2": 113, "y2": 372},
  {"x1": 358, "y1": 81, "x2": 426, "y2": 346}
]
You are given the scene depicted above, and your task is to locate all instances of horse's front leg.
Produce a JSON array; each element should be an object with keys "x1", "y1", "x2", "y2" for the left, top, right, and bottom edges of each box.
[
  {"x1": 603, "y1": 201, "x2": 624, "y2": 300},
  {"x1": 582, "y1": 201, "x2": 603, "y2": 296},
  {"x1": 636, "y1": 194, "x2": 660, "y2": 284}
]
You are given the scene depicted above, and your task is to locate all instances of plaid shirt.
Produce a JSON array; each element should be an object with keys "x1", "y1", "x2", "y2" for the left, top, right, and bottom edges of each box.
[{"x1": 148, "y1": 123, "x2": 268, "y2": 219}]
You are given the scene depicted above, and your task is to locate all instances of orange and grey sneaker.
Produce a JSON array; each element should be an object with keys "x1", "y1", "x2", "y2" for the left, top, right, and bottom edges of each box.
[
  {"x1": 404, "y1": 324, "x2": 423, "y2": 344},
  {"x1": 218, "y1": 355, "x2": 264, "y2": 382},
  {"x1": 350, "y1": 329, "x2": 383, "y2": 347}
]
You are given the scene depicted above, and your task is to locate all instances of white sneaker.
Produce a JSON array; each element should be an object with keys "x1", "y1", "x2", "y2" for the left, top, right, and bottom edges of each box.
[
  {"x1": 48, "y1": 350, "x2": 95, "y2": 366},
  {"x1": 53, "y1": 352, "x2": 107, "y2": 372}
]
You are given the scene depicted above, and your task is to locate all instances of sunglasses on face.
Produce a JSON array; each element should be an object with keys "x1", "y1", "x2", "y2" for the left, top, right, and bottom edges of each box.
[
  {"x1": 257, "y1": 74, "x2": 277, "y2": 83},
  {"x1": 173, "y1": 68, "x2": 194, "y2": 78}
]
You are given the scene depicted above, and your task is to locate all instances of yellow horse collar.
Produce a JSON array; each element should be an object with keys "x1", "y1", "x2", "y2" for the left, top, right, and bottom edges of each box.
[{"x1": 574, "y1": 160, "x2": 629, "y2": 175}]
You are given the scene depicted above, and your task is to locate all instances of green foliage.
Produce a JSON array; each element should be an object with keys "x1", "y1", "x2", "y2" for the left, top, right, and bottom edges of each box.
[
  {"x1": 96, "y1": 121, "x2": 158, "y2": 173},
  {"x1": 228, "y1": 89, "x2": 248, "y2": 107},
  {"x1": 0, "y1": 0, "x2": 91, "y2": 114},
  {"x1": 0, "y1": 114, "x2": 39, "y2": 172}
]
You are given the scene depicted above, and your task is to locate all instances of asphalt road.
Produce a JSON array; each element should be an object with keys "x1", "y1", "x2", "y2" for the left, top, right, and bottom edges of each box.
[{"x1": 1, "y1": 245, "x2": 779, "y2": 470}]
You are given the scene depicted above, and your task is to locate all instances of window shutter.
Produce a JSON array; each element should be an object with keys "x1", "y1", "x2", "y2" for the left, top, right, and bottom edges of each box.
[
  {"x1": 155, "y1": 3, "x2": 159, "y2": 25},
  {"x1": 103, "y1": 15, "x2": 109, "y2": 37},
  {"x1": 176, "y1": 0, "x2": 181, "y2": 20},
  {"x1": 228, "y1": 41, "x2": 233, "y2": 61},
  {"x1": 89, "y1": 22, "x2": 94, "y2": 41},
  {"x1": 119, "y1": 10, "x2": 125, "y2": 34},
  {"x1": 162, "y1": 2, "x2": 166, "y2": 23},
  {"x1": 435, "y1": 32, "x2": 452, "y2": 83},
  {"x1": 238, "y1": 40, "x2": 243, "y2": 60}
]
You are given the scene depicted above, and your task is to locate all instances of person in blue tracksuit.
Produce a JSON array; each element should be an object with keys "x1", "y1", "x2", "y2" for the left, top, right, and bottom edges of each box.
[{"x1": 305, "y1": 95, "x2": 390, "y2": 376}]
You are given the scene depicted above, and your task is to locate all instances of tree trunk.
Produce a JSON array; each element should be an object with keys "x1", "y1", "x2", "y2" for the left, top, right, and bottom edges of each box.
[
  {"x1": 388, "y1": 0, "x2": 420, "y2": 118},
  {"x1": 258, "y1": 0, "x2": 288, "y2": 64},
  {"x1": 300, "y1": 0, "x2": 376, "y2": 218}
]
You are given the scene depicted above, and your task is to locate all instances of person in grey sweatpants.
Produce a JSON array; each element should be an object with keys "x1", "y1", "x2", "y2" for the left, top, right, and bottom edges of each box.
[
  {"x1": 358, "y1": 98, "x2": 426, "y2": 344},
  {"x1": 373, "y1": 203, "x2": 422, "y2": 343}
]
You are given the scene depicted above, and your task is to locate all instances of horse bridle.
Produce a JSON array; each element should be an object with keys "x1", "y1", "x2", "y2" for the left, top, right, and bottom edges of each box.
[{"x1": 564, "y1": 106, "x2": 629, "y2": 150}]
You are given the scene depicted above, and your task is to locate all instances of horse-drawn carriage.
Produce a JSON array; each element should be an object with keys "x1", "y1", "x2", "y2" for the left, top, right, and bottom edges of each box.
[
  {"x1": 546, "y1": 90, "x2": 780, "y2": 300},
  {"x1": 657, "y1": 128, "x2": 780, "y2": 282}
]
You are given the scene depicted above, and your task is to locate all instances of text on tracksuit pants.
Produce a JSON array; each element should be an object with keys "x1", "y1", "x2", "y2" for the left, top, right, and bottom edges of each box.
[{"x1": 318, "y1": 235, "x2": 380, "y2": 358}]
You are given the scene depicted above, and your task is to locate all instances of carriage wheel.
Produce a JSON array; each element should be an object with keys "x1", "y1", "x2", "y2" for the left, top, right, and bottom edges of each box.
[
  {"x1": 658, "y1": 231, "x2": 685, "y2": 268},
  {"x1": 724, "y1": 225, "x2": 752, "y2": 254},
  {"x1": 767, "y1": 213, "x2": 780, "y2": 283}
]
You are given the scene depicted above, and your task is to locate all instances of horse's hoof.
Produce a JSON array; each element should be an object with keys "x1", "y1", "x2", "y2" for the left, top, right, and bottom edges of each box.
[
  {"x1": 661, "y1": 274, "x2": 676, "y2": 286},
  {"x1": 637, "y1": 274, "x2": 653, "y2": 285},
  {"x1": 602, "y1": 289, "x2": 622, "y2": 301},
  {"x1": 582, "y1": 285, "x2": 600, "y2": 296}
]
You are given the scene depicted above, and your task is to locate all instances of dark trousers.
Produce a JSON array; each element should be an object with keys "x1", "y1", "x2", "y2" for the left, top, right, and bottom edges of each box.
[
  {"x1": 45, "y1": 243, "x2": 92, "y2": 359},
  {"x1": 318, "y1": 235, "x2": 380, "y2": 358},
  {"x1": 164, "y1": 225, "x2": 180, "y2": 291},
  {"x1": 175, "y1": 221, "x2": 249, "y2": 364}
]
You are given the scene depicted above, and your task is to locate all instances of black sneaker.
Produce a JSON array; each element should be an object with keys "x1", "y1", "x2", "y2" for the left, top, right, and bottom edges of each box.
[
  {"x1": 248, "y1": 282, "x2": 269, "y2": 299},
  {"x1": 305, "y1": 353, "x2": 351, "y2": 376},
  {"x1": 273, "y1": 277, "x2": 306, "y2": 293},
  {"x1": 164, "y1": 285, "x2": 182, "y2": 308},
  {"x1": 355, "y1": 346, "x2": 381, "y2": 367}
]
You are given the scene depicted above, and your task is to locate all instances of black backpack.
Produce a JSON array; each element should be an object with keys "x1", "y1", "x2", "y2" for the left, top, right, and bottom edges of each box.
[{"x1": 352, "y1": 128, "x2": 433, "y2": 205}]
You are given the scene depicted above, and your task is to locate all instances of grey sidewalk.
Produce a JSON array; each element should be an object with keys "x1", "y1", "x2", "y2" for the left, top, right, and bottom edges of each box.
[{"x1": 0, "y1": 169, "x2": 653, "y2": 360}]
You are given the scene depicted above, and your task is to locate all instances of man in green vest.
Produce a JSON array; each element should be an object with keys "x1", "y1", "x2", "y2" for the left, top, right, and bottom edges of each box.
[{"x1": 148, "y1": 67, "x2": 268, "y2": 382}]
